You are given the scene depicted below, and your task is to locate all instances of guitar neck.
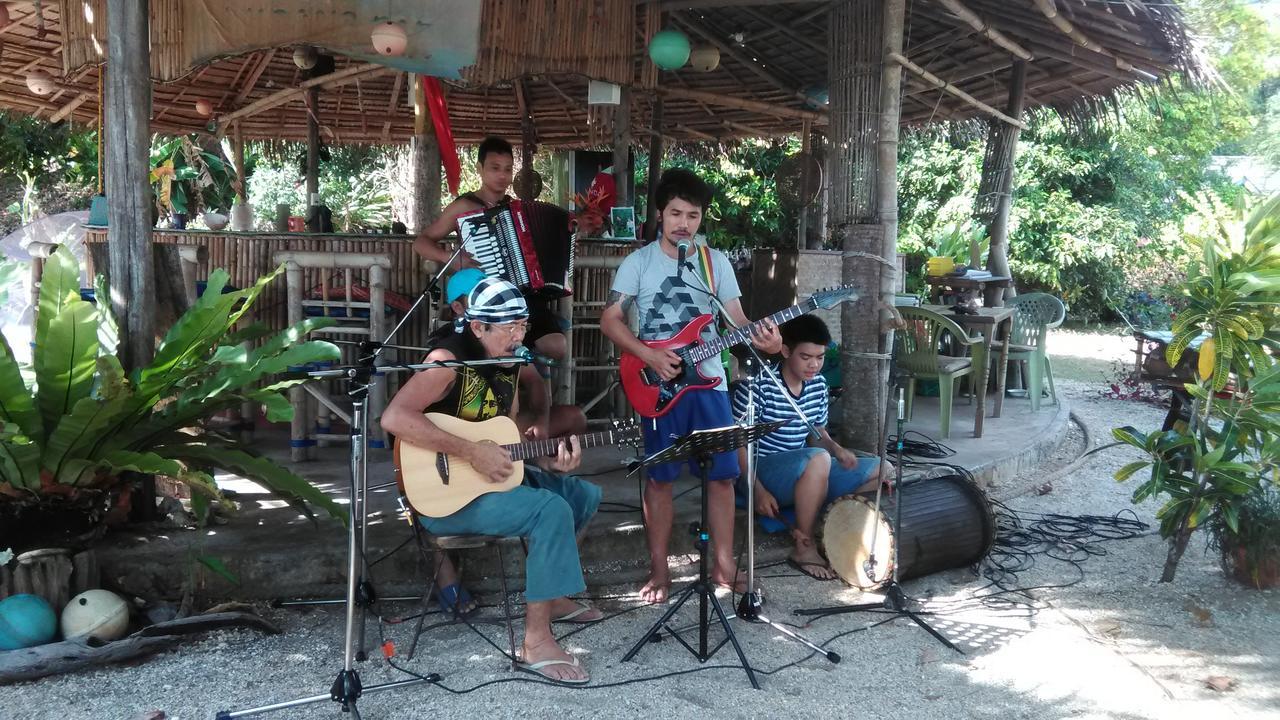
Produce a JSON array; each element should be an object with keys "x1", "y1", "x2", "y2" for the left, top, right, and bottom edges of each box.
[
  {"x1": 502, "y1": 428, "x2": 624, "y2": 462},
  {"x1": 686, "y1": 300, "x2": 817, "y2": 364}
]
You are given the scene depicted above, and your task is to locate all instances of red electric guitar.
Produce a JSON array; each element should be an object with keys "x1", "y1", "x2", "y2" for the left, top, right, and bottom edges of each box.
[{"x1": 620, "y1": 285, "x2": 860, "y2": 418}]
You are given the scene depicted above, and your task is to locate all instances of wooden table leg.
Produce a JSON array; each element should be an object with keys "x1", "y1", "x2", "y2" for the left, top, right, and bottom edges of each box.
[
  {"x1": 994, "y1": 317, "x2": 1011, "y2": 418},
  {"x1": 973, "y1": 337, "x2": 989, "y2": 438}
]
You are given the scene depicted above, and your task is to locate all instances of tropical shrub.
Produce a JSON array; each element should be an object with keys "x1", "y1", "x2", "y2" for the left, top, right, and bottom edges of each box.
[
  {"x1": 1113, "y1": 193, "x2": 1280, "y2": 583},
  {"x1": 0, "y1": 247, "x2": 345, "y2": 550}
]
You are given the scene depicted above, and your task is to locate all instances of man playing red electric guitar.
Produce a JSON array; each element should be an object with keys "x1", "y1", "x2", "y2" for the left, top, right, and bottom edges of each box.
[{"x1": 601, "y1": 168, "x2": 782, "y2": 604}]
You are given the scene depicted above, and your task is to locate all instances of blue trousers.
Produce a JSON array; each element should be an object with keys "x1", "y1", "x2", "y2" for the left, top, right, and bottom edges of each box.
[
  {"x1": 419, "y1": 466, "x2": 601, "y2": 602},
  {"x1": 741, "y1": 448, "x2": 880, "y2": 533}
]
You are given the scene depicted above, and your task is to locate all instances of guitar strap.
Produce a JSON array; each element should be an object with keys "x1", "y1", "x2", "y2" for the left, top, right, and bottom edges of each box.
[{"x1": 693, "y1": 242, "x2": 733, "y2": 373}]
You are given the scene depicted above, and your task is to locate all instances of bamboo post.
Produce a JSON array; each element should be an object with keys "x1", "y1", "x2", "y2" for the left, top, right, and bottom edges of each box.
[
  {"x1": 410, "y1": 75, "x2": 442, "y2": 234},
  {"x1": 104, "y1": 0, "x2": 154, "y2": 371},
  {"x1": 874, "y1": 0, "x2": 907, "y2": 451},
  {"x1": 643, "y1": 93, "x2": 664, "y2": 243},
  {"x1": 612, "y1": 86, "x2": 632, "y2": 207},
  {"x1": 283, "y1": 261, "x2": 309, "y2": 461},
  {"x1": 305, "y1": 87, "x2": 320, "y2": 204},
  {"x1": 232, "y1": 121, "x2": 246, "y2": 202},
  {"x1": 797, "y1": 118, "x2": 812, "y2": 247},
  {"x1": 977, "y1": 60, "x2": 1027, "y2": 306}
]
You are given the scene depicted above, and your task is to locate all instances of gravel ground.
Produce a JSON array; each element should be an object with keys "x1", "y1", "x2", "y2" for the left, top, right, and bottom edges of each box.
[{"x1": 4, "y1": 378, "x2": 1278, "y2": 720}]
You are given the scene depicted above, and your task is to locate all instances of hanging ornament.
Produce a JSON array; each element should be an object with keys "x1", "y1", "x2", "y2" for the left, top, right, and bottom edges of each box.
[
  {"x1": 648, "y1": 29, "x2": 690, "y2": 71},
  {"x1": 26, "y1": 69, "x2": 55, "y2": 96},
  {"x1": 293, "y1": 45, "x2": 318, "y2": 70},
  {"x1": 688, "y1": 46, "x2": 720, "y2": 73},
  {"x1": 194, "y1": 98, "x2": 214, "y2": 117},
  {"x1": 371, "y1": 22, "x2": 408, "y2": 57}
]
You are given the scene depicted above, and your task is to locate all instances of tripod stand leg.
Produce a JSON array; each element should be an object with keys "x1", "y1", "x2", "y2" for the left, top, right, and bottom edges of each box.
[
  {"x1": 709, "y1": 591, "x2": 760, "y2": 689},
  {"x1": 621, "y1": 584, "x2": 698, "y2": 662},
  {"x1": 903, "y1": 608, "x2": 964, "y2": 655}
]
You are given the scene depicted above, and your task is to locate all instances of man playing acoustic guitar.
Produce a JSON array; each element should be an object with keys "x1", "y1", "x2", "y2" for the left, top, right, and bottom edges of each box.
[
  {"x1": 382, "y1": 277, "x2": 602, "y2": 684},
  {"x1": 601, "y1": 168, "x2": 782, "y2": 604}
]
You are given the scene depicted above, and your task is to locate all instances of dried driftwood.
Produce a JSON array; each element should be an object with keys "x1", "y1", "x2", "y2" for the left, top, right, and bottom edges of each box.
[{"x1": 0, "y1": 611, "x2": 281, "y2": 684}]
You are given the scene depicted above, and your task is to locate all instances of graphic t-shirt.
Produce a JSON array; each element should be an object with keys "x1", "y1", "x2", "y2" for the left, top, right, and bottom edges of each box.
[{"x1": 610, "y1": 239, "x2": 741, "y2": 389}]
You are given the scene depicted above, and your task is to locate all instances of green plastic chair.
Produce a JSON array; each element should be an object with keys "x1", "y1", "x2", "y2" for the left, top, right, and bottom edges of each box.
[
  {"x1": 896, "y1": 307, "x2": 988, "y2": 439},
  {"x1": 996, "y1": 293, "x2": 1066, "y2": 411}
]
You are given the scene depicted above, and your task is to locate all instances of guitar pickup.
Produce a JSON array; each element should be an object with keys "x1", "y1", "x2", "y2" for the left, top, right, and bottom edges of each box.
[{"x1": 436, "y1": 453, "x2": 450, "y2": 485}]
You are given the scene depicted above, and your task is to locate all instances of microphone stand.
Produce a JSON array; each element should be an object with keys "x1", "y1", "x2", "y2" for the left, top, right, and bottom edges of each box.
[
  {"x1": 673, "y1": 258, "x2": 836, "y2": 663},
  {"x1": 218, "y1": 354, "x2": 530, "y2": 719},
  {"x1": 792, "y1": 338, "x2": 963, "y2": 656}
]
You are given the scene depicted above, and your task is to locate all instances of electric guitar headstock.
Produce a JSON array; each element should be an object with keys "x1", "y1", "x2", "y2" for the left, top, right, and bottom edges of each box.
[{"x1": 807, "y1": 284, "x2": 860, "y2": 310}]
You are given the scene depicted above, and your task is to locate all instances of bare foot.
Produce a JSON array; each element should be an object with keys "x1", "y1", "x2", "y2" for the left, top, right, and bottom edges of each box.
[
  {"x1": 789, "y1": 546, "x2": 838, "y2": 581},
  {"x1": 521, "y1": 637, "x2": 589, "y2": 683},
  {"x1": 711, "y1": 565, "x2": 748, "y2": 593},
  {"x1": 639, "y1": 571, "x2": 671, "y2": 604},
  {"x1": 549, "y1": 596, "x2": 604, "y2": 623}
]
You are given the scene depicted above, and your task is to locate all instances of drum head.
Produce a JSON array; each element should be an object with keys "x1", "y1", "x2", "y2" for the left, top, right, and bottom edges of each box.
[{"x1": 820, "y1": 495, "x2": 894, "y2": 590}]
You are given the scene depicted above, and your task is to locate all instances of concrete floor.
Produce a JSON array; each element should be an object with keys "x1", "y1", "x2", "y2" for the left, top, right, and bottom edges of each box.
[{"x1": 95, "y1": 389, "x2": 1070, "y2": 604}]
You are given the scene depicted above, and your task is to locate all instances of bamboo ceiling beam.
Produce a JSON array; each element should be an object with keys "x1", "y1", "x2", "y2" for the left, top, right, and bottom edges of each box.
[
  {"x1": 739, "y1": 7, "x2": 826, "y2": 56},
  {"x1": 657, "y1": 86, "x2": 827, "y2": 123},
  {"x1": 216, "y1": 63, "x2": 391, "y2": 132},
  {"x1": 674, "y1": 123, "x2": 717, "y2": 142},
  {"x1": 232, "y1": 50, "x2": 277, "y2": 108},
  {"x1": 749, "y1": 4, "x2": 829, "y2": 44},
  {"x1": 50, "y1": 92, "x2": 91, "y2": 122},
  {"x1": 888, "y1": 52, "x2": 1027, "y2": 129},
  {"x1": 671, "y1": 12, "x2": 805, "y2": 102},
  {"x1": 933, "y1": 0, "x2": 1033, "y2": 61},
  {"x1": 1028, "y1": 0, "x2": 1155, "y2": 80},
  {"x1": 383, "y1": 71, "x2": 405, "y2": 142},
  {"x1": 721, "y1": 119, "x2": 770, "y2": 136},
  {"x1": 651, "y1": 0, "x2": 827, "y2": 9},
  {"x1": 0, "y1": 7, "x2": 34, "y2": 38}
]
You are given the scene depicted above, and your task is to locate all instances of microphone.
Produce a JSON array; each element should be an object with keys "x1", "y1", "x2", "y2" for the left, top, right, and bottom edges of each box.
[
  {"x1": 514, "y1": 346, "x2": 561, "y2": 367},
  {"x1": 675, "y1": 240, "x2": 690, "y2": 284}
]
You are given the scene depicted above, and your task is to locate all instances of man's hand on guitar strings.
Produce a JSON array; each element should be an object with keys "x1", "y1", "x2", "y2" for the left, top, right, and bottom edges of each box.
[
  {"x1": 543, "y1": 435, "x2": 582, "y2": 474},
  {"x1": 468, "y1": 439, "x2": 515, "y2": 483},
  {"x1": 749, "y1": 318, "x2": 783, "y2": 355},
  {"x1": 643, "y1": 346, "x2": 684, "y2": 382}
]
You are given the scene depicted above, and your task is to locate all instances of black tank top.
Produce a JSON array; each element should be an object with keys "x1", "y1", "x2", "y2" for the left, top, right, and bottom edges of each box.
[{"x1": 424, "y1": 330, "x2": 519, "y2": 421}]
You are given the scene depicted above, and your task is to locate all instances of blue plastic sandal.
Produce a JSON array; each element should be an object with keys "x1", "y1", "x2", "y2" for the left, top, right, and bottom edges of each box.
[{"x1": 437, "y1": 583, "x2": 477, "y2": 617}]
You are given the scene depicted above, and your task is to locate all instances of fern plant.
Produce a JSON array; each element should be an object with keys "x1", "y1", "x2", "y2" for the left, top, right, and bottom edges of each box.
[{"x1": 0, "y1": 246, "x2": 345, "y2": 548}]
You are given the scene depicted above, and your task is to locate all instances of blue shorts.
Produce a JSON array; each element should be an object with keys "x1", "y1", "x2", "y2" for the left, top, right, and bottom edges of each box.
[
  {"x1": 741, "y1": 447, "x2": 881, "y2": 533},
  {"x1": 642, "y1": 388, "x2": 740, "y2": 483}
]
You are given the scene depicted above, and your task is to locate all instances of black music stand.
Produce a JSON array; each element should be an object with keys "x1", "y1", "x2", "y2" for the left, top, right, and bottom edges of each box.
[{"x1": 620, "y1": 421, "x2": 785, "y2": 690}]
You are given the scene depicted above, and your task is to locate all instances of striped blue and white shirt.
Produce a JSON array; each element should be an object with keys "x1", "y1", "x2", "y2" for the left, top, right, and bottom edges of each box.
[{"x1": 731, "y1": 367, "x2": 828, "y2": 456}]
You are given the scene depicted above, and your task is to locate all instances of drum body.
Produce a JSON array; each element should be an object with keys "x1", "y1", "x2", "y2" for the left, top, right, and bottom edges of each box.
[{"x1": 819, "y1": 474, "x2": 994, "y2": 589}]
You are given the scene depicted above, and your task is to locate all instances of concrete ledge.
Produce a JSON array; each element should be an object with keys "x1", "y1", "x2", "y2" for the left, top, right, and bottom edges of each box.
[{"x1": 95, "y1": 394, "x2": 1071, "y2": 602}]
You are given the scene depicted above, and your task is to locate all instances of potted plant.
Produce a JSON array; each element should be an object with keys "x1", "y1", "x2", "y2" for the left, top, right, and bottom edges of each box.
[
  {"x1": 1208, "y1": 485, "x2": 1280, "y2": 588},
  {"x1": 1113, "y1": 192, "x2": 1280, "y2": 583},
  {"x1": 0, "y1": 246, "x2": 346, "y2": 553},
  {"x1": 149, "y1": 135, "x2": 236, "y2": 229}
]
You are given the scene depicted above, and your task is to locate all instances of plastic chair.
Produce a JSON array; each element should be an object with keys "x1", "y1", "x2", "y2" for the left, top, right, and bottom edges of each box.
[
  {"x1": 896, "y1": 307, "x2": 988, "y2": 439},
  {"x1": 995, "y1": 293, "x2": 1065, "y2": 411}
]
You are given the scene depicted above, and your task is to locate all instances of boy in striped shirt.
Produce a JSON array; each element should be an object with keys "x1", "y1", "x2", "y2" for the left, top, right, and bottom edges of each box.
[{"x1": 732, "y1": 315, "x2": 894, "y2": 581}]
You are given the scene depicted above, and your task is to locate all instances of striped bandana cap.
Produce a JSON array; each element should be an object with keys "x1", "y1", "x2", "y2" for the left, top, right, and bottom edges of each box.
[{"x1": 464, "y1": 277, "x2": 528, "y2": 325}]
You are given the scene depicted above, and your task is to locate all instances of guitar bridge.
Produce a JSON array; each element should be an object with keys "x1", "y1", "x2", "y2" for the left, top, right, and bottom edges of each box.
[{"x1": 436, "y1": 453, "x2": 450, "y2": 485}]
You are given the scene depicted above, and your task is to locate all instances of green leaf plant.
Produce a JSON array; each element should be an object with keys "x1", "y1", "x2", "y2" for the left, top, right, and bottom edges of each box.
[
  {"x1": 1113, "y1": 193, "x2": 1280, "y2": 583},
  {"x1": 0, "y1": 246, "x2": 346, "y2": 547}
]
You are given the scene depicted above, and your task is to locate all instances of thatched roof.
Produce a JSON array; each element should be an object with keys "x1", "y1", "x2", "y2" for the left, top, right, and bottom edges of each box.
[{"x1": 0, "y1": 0, "x2": 1207, "y2": 146}]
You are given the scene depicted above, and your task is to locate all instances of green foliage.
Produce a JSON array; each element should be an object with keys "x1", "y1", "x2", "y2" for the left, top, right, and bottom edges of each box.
[
  {"x1": 638, "y1": 137, "x2": 801, "y2": 250},
  {"x1": 1113, "y1": 193, "x2": 1280, "y2": 583},
  {"x1": 0, "y1": 246, "x2": 346, "y2": 532},
  {"x1": 150, "y1": 135, "x2": 238, "y2": 218}
]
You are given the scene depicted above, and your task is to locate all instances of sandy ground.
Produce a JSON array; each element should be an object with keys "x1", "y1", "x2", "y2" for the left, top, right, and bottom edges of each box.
[{"x1": 3, "y1": 332, "x2": 1277, "y2": 720}]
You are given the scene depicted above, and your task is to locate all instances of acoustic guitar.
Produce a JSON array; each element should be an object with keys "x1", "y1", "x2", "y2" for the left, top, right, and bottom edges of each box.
[
  {"x1": 397, "y1": 413, "x2": 640, "y2": 518},
  {"x1": 619, "y1": 285, "x2": 860, "y2": 418}
]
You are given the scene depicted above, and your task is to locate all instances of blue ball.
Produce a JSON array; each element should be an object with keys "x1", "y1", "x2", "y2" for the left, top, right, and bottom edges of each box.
[{"x1": 0, "y1": 594, "x2": 59, "y2": 650}]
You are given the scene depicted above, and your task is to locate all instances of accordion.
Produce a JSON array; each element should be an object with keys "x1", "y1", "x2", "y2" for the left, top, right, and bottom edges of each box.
[{"x1": 455, "y1": 199, "x2": 575, "y2": 298}]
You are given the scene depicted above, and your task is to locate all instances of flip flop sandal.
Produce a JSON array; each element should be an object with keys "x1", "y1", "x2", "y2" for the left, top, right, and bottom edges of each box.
[
  {"x1": 787, "y1": 557, "x2": 838, "y2": 582},
  {"x1": 514, "y1": 656, "x2": 590, "y2": 686},
  {"x1": 552, "y1": 600, "x2": 603, "y2": 624},
  {"x1": 437, "y1": 583, "x2": 478, "y2": 617}
]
